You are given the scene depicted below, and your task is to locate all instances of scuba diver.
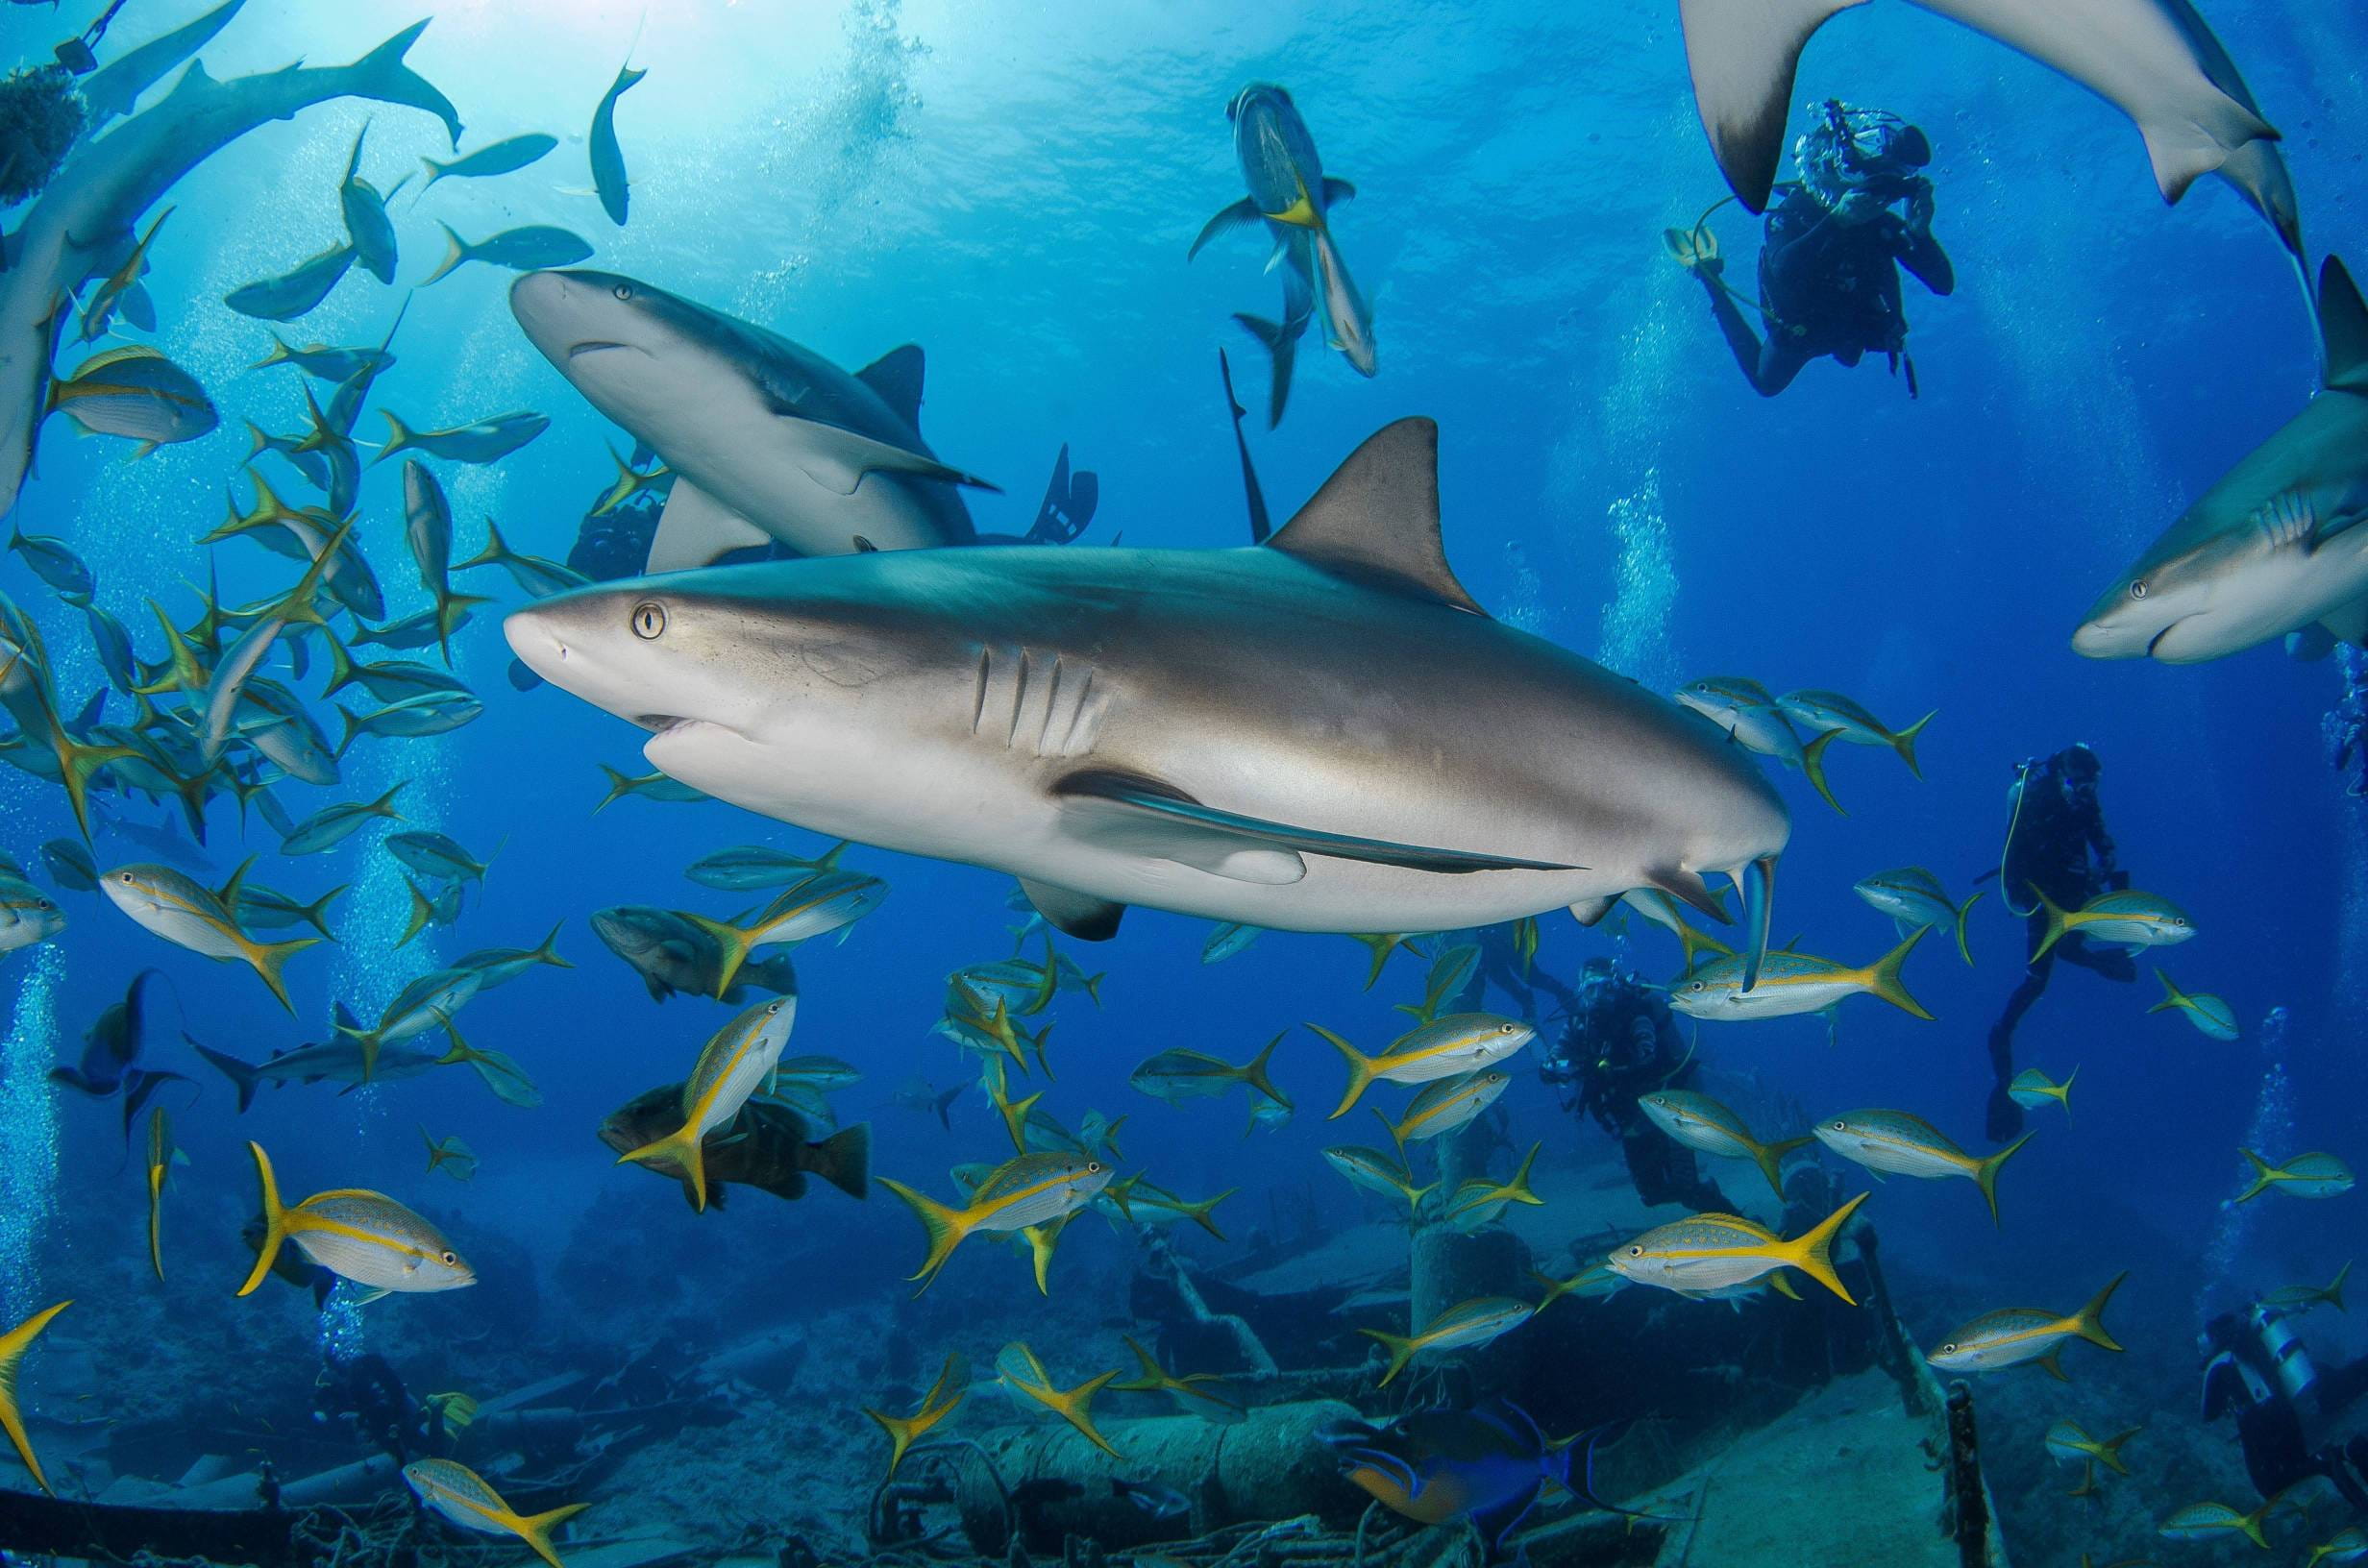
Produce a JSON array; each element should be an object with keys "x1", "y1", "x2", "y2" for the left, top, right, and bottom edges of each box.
[
  {"x1": 1539, "y1": 959, "x2": 1733, "y2": 1213},
  {"x1": 2204, "y1": 1304, "x2": 2368, "y2": 1513},
  {"x1": 313, "y1": 1347, "x2": 423, "y2": 1465},
  {"x1": 1982, "y1": 743, "x2": 2131, "y2": 1141},
  {"x1": 1667, "y1": 100, "x2": 1953, "y2": 398}
]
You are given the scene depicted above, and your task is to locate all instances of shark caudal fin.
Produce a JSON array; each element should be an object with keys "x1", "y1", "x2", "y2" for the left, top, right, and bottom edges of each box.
[
  {"x1": 878, "y1": 1178, "x2": 973, "y2": 1293},
  {"x1": 1777, "y1": 1190, "x2": 1867, "y2": 1305},
  {"x1": 1360, "y1": 1328, "x2": 1422, "y2": 1387},
  {"x1": 2134, "y1": 84, "x2": 2278, "y2": 205},
  {"x1": 1799, "y1": 727, "x2": 1846, "y2": 815},
  {"x1": 0, "y1": 1300, "x2": 71, "y2": 1495},
  {"x1": 1862, "y1": 926, "x2": 1934, "y2": 1020},
  {"x1": 510, "y1": 1503, "x2": 590, "y2": 1568},
  {"x1": 196, "y1": 1044, "x2": 262, "y2": 1114},
  {"x1": 1233, "y1": 310, "x2": 1300, "y2": 429},
  {"x1": 344, "y1": 20, "x2": 464, "y2": 150},
  {"x1": 1311, "y1": 1024, "x2": 1381, "y2": 1118},
  {"x1": 235, "y1": 1141, "x2": 288, "y2": 1297},
  {"x1": 2070, "y1": 1272, "x2": 2128, "y2": 1352},
  {"x1": 1754, "y1": 1135, "x2": 1813, "y2": 1201},
  {"x1": 1974, "y1": 1132, "x2": 2034, "y2": 1227},
  {"x1": 1676, "y1": 0, "x2": 1870, "y2": 212}
]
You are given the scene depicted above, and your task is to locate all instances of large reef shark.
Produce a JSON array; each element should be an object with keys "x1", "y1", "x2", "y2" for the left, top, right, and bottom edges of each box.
[
  {"x1": 2073, "y1": 257, "x2": 2368, "y2": 664},
  {"x1": 507, "y1": 418, "x2": 1789, "y2": 975},
  {"x1": 1678, "y1": 0, "x2": 2294, "y2": 264},
  {"x1": 78, "y1": 0, "x2": 248, "y2": 133},
  {"x1": 507, "y1": 269, "x2": 992, "y2": 571},
  {"x1": 0, "y1": 18, "x2": 461, "y2": 520}
]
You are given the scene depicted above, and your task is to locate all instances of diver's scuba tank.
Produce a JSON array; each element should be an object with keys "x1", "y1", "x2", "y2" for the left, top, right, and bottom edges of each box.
[{"x1": 2248, "y1": 1303, "x2": 2319, "y2": 1403}]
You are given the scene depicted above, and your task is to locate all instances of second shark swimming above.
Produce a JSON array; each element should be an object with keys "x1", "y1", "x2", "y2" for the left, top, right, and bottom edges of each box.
[{"x1": 506, "y1": 418, "x2": 1789, "y2": 973}]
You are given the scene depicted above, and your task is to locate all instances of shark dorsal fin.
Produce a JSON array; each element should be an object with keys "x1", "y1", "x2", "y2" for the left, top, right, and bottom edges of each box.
[
  {"x1": 2320, "y1": 257, "x2": 2368, "y2": 394},
  {"x1": 1266, "y1": 417, "x2": 1484, "y2": 615},
  {"x1": 856, "y1": 345, "x2": 926, "y2": 429}
]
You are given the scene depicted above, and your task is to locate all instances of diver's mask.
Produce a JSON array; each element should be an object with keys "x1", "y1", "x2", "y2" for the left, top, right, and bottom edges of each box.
[{"x1": 1794, "y1": 102, "x2": 1930, "y2": 221}]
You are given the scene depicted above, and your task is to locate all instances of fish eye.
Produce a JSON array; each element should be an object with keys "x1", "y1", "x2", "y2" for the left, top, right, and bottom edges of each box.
[
  {"x1": 1626, "y1": 1245, "x2": 1642, "y2": 1258},
  {"x1": 1939, "y1": 1342, "x2": 1957, "y2": 1355},
  {"x1": 117, "y1": 871, "x2": 135, "y2": 884},
  {"x1": 1689, "y1": 980, "x2": 1705, "y2": 992},
  {"x1": 630, "y1": 601, "x2": 666, "y2": 639},
  {"x1": 1086, "y1": 1161, "x2": 1102, "y2": 1173},
  {"x1": 1831, "y1": 1120, "x2": 1846, "y2": 1131},
  {"x1": 2130, "y1": 581, "x2": 2148, "y2": 600},
  {"x1": 612, "y1": 282, "x2": 633, "y2": 301},
  {"x1": 439, "y1": 1251, "x2": 457, "y2": 1266}
]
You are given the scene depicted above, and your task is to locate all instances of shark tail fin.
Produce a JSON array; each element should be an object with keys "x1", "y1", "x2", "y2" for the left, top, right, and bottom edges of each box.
[
  {"x1": 197, "y1": 1044, "x2": 262, "y2": 1114},
  {"x1": 347, "y1": 20, "x2": 464, "y2": 152},
  {"x1": 2136, "y1": 91, "x2": 2279, "y2": 205},
  {"x1": 1232, "y1": 310, "x2": 1298, "y2": 429},
  {"x1": 1676, "y1": 0, "x2": 1870, "y2": 212}
]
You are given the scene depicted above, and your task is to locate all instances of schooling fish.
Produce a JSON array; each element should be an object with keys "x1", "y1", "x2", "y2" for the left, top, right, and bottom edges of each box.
[
  {"x1": 1361, "y1": 1296, "x2": 1535, "y2": 1386},
  {"x1": 280, "y1": 782, "x2": 407, "y2": 856},
  {"x1": 1441, "y1": 1142, "x2": 1545, "y2": 1232},
  {"x1": 684, "y1": 842, "x2": 851, "y2": 893},
  {"x1": 613, "y1": 996, "x2": 799, "y2": 1212},
  {"x1": 2031, "y1": 889, "x2": 2194, "y2": 960},
  {"x1": 996, "y1": 1341, "x2": 1124, "y2": 1459},
  {"x1": 237, "y1": 1142, "x2": 475, "y2": 1296},
  {"x1": 1111, "y1": 1335, "x2": 1243, "y2": 1423},
  {"x1": 1672, "y1": 674, "x2": 1844, "y2": 814},
  {"x1": 1776, "y1": 690, "x2": 1933, "y2": 777},
  {"x1": 38, "y1": 838, "x2": 95, "y2": 891},
  {"x1": 456, "y1": 520, "x2": 589, "y2": 600},
  {"x1": 377, "y1": 408, "x2": 549, "y2": 466},
  {"x1": 589, "y1": 60, "x2": 645, "y2": 225},
  {"x1": 1638, "y1": 1090, "x2": 1811, "y2": 1200},
  {"x1": 337, "y1": 123, "x2": 406, "y2": 284},
  {"x1": 881, "y1": 1152, "x2": 1112, "y2": 1292},
  {"x1": 2238, "y1": 1149, "x2": 2355, "y2": 1203},
  {"x1": 2263, "y1": 1262, "x2": 2351, "y2": 1315},
  {"x1": 1609, "y1": 1193, "x2": 1866, "y2": 1303},
  {"x1": 0, "y1": 870, "x2": 65, "y2": 953},
  {"x1": 596, "y1": 766, "x2": 710, "y2": 812},
  {"x1": 388, "y1": 829, "x2": 495, "y2": 887},
  {"x1": 404, "y1": 1458, "x2": 586, "y2": 1568},
  {"x1": 600, "y1": 1082, "x2": 867, "y2": 1211},
  {"x1": 336, "y1": 690, "x2": 484, "y2": 750},
  {"x1": 2150, "y1": 968, "x2": 2238, "y2": 1040},
  {"x1": 1129, "y1": 1035, "x2": 1289, "y2": 1108},
  {"x1": 452, "y1": 922, "x2": 573, "y2": 990},
  {"x1": 421, "y1": 133, "x2": 558, "y2": 186},
  {"x1": 0, "y1": 1301, "x2": 71, "y2": 1494},
  {"x1": 421, "y1": 223, "x2": 593, "y2": 285},
  {"x1": 421, "y1": 1127, "x2": 478, "y2": 1181},
  {"x1": 2046, "y1": 1420, "x2": 2141, "y2": 1476},
  {"x1": 1854, "y1": 867, "x2": 1983, "y2": 964},
  {"x1": 1202, "y1": 920, "x2": 1265, "y2": 963},
  {"x1": 591, "y1": 904, "x2": 795, "y2": 1002},
  {"x1": 2007, "y1": 1067, "x2": 2076, "y2": 1119},
  {"x1": 2158, "y1": 1497, "x2": 2281, "y2": 1550},
  {"x1": 684, "y1": 869, "x2": 888, "y2": 996},
  {"x1": 7, "y1": 525, "x2": 94, "y2": 603},
  {"x1": 145, "y1": 1106, "x2": 183, "y2": 1279},
  {"x1": 1926, "y1": 1273, "x2": 2126, "y2": 1377},
  {"x1": 1371, "y1": 1070, "x2": 1511, "y2": 1156},
  {"x1": 865, "y1": 1353, "x2": 969, "y2": 1479},
  {"x1": 1315, "y1": 1014, "x2": 1534, "y2": 1118},
  {"x1": 77, "y1": 205, "x2": 172, "y2": 344},
  {"x1": 1670, "y1": 929, "x2": 1932, "y2": 1023},
  {"x1": 401, "y1": 461, "x2": 493, "y2": 661},
  {"x1": 1812, "y1": 1111, "x2": 2032, "y2": 1225},
  {"x1": 49, "y1": 345, "x2": 218, "y2": 455},
  {"x1": 252, "y1": 332, "x2": 395, "y2": 382},
  {"x1": 225, "y1": 243, "x2": 358, "y2": 321},
  {"x1": 101, "y1": 862, "x2": 315, "y2": 1012}
]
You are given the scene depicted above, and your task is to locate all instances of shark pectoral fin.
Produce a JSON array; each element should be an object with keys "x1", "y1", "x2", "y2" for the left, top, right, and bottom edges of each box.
[
  {"x1": 1321, "y1": 178, "x2": 1357, "y2": 206},
  {"x1": 2324, "y1": 590, "x2": 2368, "y2": 648},
  {"x1": 792, "y1": 425, "x2": 999, "y2": 497},
  {"x1": 1056, "y1": 770, "x2": 1578, "y2": 877},
  {"x1": 1677, "y1": 0, "x2": 1869, "y2": 212},
  {"x1": 648, "y1": 481, "x2": 774, "y2": 572},
  {"x1": 1060, "y1": 791, "x2": 1308, "y2": 885},
  {"x1": 2317, "y1": 257, "x2": 2368, "y2": 392},
  {"x1": 2288, "y1": 625, "x2": 2336, "y2": 661},
  {"x1": 1568, "y1": 895, "x2": 1615, "y2": 926},
  {"x1": 1018, "y1": 878, "x2": 1126, "y2": 942},
  {"x1": 1188, "y1": 198, "x2": 1263, "y2": 261}
]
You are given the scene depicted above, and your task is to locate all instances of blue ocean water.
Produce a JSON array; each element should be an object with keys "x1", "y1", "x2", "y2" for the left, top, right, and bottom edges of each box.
[{"x1": 1, "y1": 0, "x2": 2365, "y2": 1559}]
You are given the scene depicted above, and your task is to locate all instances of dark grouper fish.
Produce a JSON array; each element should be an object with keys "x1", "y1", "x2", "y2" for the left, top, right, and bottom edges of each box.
[
  {"x1": 598, "y1": 1083, "x2": 869, "y2": 1212},
  {"x1": 0, "y1": 16, "x2": 461, "y2": 517}
]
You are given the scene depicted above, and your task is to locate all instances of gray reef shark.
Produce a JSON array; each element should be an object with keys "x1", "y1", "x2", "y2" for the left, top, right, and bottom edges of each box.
[
  {"x1": 0, "y1": 18, "x2": 461, "y2": 519},
  {"x1": 1679, "y1": 0, "x2": 2286, "y2": 254},
  {"x1": 78, "y1": 0, "x2": 247, "y2": 132},
  {"x1": 507, "y1": 417, "x2": 1788, "y2": 976},
  {"x1": 507, "y1": 269, "x2": 991, "y2": 570},
  {"x1": 2074, "y1": 257, "x2": 2368, "y2": 664}
]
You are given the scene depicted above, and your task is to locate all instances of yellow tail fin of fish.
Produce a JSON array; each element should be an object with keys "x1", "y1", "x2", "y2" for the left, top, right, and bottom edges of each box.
[
  {"x1": 1775, "y1": 1191, "x2": 1868, "y2": 1305},
  {"x1": 1975, "y1": 1132, "x2": 2034, "y2": 1227}
]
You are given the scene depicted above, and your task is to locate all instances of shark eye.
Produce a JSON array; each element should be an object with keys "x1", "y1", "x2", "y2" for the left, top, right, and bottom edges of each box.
[
  {"x1": 631, "y1": 601, "x2": 666, "y2": 639},
  {"x1": 2130, "y1": 580, "x2": 2148, "y2": 600},
  {"x1": 611, "y1": 282, "x2": 633, "y2": 301}
]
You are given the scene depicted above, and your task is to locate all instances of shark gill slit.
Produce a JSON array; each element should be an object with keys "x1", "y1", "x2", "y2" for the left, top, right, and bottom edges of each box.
[
  {"x1": 1059, "y1": 669, "x2": 1097, "y2": 758},
  {"x1": 1006, "y1": 650, "x2": 1031, "y2": 750},
  {"x1": 970, "y1": 647, "x2": 990, "y2": 737},
  {"x1": 1036, "y1": 656, "x2": 1064, "y2": 757}
]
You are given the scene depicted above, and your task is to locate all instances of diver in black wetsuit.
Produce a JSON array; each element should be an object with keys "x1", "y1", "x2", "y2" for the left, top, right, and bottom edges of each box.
[
  {"x1": 1984, "y1": 743, "x2": 2132, "y2": 1141},
  {"x1": 1540, "y1": 960, "x2": 1731, "y2": 1213},
  {"x1": 314, "y1": 1349, "x2": 421, "y2": 1465},
  {"x1": 1669, "y1": 101, "x2": 1953, "y2": 398},
  {"x1": 2204, "y1": 1306, "x2": 2368, "y2": 1515}
]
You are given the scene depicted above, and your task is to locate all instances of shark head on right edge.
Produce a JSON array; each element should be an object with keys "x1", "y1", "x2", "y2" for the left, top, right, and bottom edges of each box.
[
  {"x1": 508, "y1": 269, "x2": 992, "y2": 571},
  {"x1": 2075, "y1": 257, "x2": 2368, "y2": 666},
  {"x1": 507, "y1": 418, "x2": 1788, "y2": 980}
]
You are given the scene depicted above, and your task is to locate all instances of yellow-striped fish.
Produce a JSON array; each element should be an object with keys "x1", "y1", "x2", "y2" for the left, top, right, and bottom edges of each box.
[
  {"x1": 880, "y1": 1151, "x2": 1111, "y2": 1292},
  {"x1": 1608, "y1": 1193, "x2": 1867, "y2": 1303},
  {"x1": 1442, "y1": 1142, "x2": 1546, "y2": 1231},
  {"x1": 1321, "y1": 1145, "x2": 1436, "y2": 1221},
  {"x1": 2263, "y1": 1262, "x2": 2351, "y2": 1315},
  {"x1": 1812, "y1": 1111, "x2": 2032, "y2": 1225},
  {"x1": 865, "y1": 1353, "x2": 969, "y2": 1477},
  {"x1": 1111, "y1": 1335, "x2": 1244, "y2": 1423},
  {"x1": 1360, "y1": 1297, "x2": 1535, "y2": 1386},
  {"x1": 1371, "y1": 1071, "x2": 1512, "y2": 1157},
  {"x1": 2158, "y1": 1496, "x2": 2281, "y2": 1549},
  {"x1": 236, "y1": 1143, "x2": 476, "y2": 1297},
  {"x1": 2007, "y1": 1068, "x2": 2076, "y2": 1120},
  {"x1": 2238, "y1": 1149, "x2": 2355, "y2": 1203},
  {"x1": 0, "y1": 1301, "x2": 70, "y2": 1495},
  {"x1": 686, "y1": 870, "x2": 887, "y2": 996},
  {"x1": 1314, "y1": 1015, "x2": 1533, "y2": 1118},
  {"x1": 1670, "y1": 928, "x2": 1932, "y2": 1022},
  {"x1": 102, "y1": 863, "x2": 316, "y2": 1013},
  {"x1": 1638, "y1": 1090, "x2": 1810, "y2": 1199},
  {"x1": 1927, "y1": 1274, "x2": 2125, "y2": 1377},
  {"x1": 2046, "y1": 1420, "x2": 2140, "y2": 1476},
  {"x1": 614, "y1": 995, "x2": 798, "y2": 1211},
  {"x1": 145, "y1": 1107, "x2": 183, "y2": 1281},
  {"x1": 2149, "y1": 968, "x2": 2238, "y2": 1040},
  {"x1": 2031, "y1": 888, "x2": 2194, "y2": 962},
  {"x1": 997, "y1": 1342, "x2": 1124, "y2": 1458},
  {"x1": 404, "y1": 1458, "x2": 587, "y2": 1568}
]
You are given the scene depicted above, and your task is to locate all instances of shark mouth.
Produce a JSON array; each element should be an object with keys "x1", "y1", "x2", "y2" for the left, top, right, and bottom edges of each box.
[
  {"x1": 566, "y1": 340, "x2": 643, "y2": 360},
  {"x1": 632, "y1": 714, "x2": 687, "y2": 734}
]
